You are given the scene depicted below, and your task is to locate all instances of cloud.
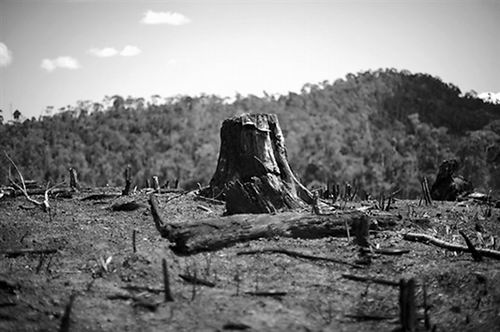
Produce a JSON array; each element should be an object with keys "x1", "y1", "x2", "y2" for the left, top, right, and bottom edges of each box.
[
  {"x1": 140, "y1": 10, "x2": 191, "y2": 25},
  {"x1": 41, "y1": 56, "x2": 80, "y2": 72},
  {"x1": 120, "y1": 45, "x2": 142, "y2": 57},
  {"x1": 88, "y1": 47, "x2": 118, "y2": 57},
  {"x1": 478, "y1": 92, "x2": 500, "y2": 104},
  {"x1": 0, "y1": 42, "x2": 13, "y2": 67},
  {"x1": 88, "y1": 45, "x2": 141, "y2": 58}
]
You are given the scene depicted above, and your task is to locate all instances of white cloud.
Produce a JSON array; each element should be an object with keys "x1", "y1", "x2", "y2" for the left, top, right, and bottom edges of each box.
[
  {"x1": 88, "y1": 45, "x2": 141, "y2": 58},
  {"x1": 0, "y1": 42, "x2": 13, "y2": 67},
  {"x1": 120, "y1": 45, "x2": 142, "y2": 57},
  {"x1": 88, "y1": 47, "x2": 118, "y2": 57},
  {"x1": 478, "y1": 92, "x2": 500, "y2": 104},
  {"x1": 140, "y1": 10, "x2": 191, "y2": 25},
  {"x1": 41, "y1": 56, "x2": 80, "y2": 72}
]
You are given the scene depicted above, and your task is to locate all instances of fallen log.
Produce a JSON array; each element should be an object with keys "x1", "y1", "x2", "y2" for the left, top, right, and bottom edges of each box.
[
  {"x1": 149, "y1": 194, "x2": 399, "y2": 255},
  {"x1": 403, "y1": 232, "x2": 500, "y2": 260}
]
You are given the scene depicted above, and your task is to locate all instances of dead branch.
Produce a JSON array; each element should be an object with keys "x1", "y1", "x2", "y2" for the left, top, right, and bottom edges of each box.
[
  {"x1": 237, "y1": 248, "x2": 362, "y2": 268},
  {"x1": 399, "y1": 278, "x2": 417, "y2": 332},
  {"x1": 344, "y1": 313, "x2": 394, "y2": 321},
  {"x1": 122, "y1": 165, "x2": 132, "y2": 195},
  {"x1": 1, "y1": 248, "x2": 58, "y2": 257},
  {"x1": 194, "y1": 194, "x2": 225, "y2": 205},
  {"x1": 5, "y1": 152, "x2": 65, "y2": 213},
  {"x1": 68, "y1": 168, "x2": 80, "y2": 192},
  {"x1": 244, "y1": 291, "x2": 287, "y2": 297},
  {"x1": 459, "y1": 230, "x2": 483, "y2": 261},
  {"x1": 360, "y1": 247, "x2": 410, "y2": 256},
  {"x1": 341, "y1": 273, "x2": 399, "y2": 287},
  {"x1": 162, "y1": 258, "x2": 174, "y2": 302},
  {"x1": 59, "y1": 293, "x2": 76, "y2": 332},
  {"x1": 121, "y1": 285, "x2": 164, "y2": 294},
  {"x1": 403, "y1": 232, "x2": 500, "y2": 259},
  {"x1": 178, "y1": 274, "x2": 216, "y2": 287}
]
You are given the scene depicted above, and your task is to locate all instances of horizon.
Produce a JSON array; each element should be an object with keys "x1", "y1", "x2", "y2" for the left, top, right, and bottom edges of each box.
[{"x1": 1, "y1": 0, "x2": 499, "y2": 121}]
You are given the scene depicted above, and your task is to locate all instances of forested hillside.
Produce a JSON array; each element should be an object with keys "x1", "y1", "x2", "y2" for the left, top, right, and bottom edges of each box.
[{"x1": 1, "y1": 69, "x2": 500, "y2": 198}]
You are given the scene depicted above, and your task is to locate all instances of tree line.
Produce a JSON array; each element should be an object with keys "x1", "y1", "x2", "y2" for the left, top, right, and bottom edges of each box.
[{"x1": 1, "y1": 68, "x2": 499, "y2": 198}]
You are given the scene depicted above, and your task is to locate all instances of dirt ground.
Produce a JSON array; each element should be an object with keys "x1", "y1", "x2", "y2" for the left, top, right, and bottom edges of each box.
[{"x1": 1, "y1": 189, "x2": 499, "y2": 332}]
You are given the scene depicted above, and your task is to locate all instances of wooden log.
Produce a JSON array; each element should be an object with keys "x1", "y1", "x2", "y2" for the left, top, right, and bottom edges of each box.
[{"x1": 148, "y1": 194, "x2": 399, "y2": 254}]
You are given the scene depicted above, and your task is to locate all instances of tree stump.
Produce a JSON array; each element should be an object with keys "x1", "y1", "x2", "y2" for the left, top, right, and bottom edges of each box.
[
  {"x1": 201, "y1": 113, "x2": 312, "y2": 215},
  {"x1": 430, "y1": 159, "x2": 473, "y2": 201}
]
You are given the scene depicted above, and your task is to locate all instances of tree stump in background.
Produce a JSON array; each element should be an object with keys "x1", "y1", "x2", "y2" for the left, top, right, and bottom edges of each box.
[
  {"x1": 430, "y1": 159, "x2": 473, "y2": 201},
  {"x1": 201, "y1": 113, "x2": 312, "y2": 215}
]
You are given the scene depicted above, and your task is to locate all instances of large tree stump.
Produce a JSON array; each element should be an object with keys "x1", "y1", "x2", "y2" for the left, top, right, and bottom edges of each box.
[{"x1": 201, "y1": 113, "x2": 312, "y2": 214}]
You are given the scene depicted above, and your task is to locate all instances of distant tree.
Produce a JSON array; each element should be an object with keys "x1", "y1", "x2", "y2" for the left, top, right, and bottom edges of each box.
[{"x1": 13, "y1": 109, "x2": 21, "y2": 121}]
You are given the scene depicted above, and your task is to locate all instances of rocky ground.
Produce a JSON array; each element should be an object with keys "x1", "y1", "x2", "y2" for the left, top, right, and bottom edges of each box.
[{"x1": 1, "y1": 188, "x2": 499, "y2": 331}]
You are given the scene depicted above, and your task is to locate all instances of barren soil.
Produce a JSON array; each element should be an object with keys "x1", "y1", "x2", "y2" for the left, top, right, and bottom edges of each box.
[{"x1": 1, "y1": 189, "x2": 499, "y2": 331}]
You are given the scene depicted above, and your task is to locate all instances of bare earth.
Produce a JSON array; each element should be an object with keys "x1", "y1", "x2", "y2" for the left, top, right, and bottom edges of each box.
[{"x1": 1, "y1": 189, "x2": 499, "y2": 332}]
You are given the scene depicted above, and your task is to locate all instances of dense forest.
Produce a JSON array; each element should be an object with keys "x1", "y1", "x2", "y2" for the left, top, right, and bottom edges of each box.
[{"x1": 1, "y1": 69, "x2": 500, "y2": 198}]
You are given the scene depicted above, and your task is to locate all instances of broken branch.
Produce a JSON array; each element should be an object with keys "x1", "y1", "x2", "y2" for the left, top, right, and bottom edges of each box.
[{"x1": 403, "y1": 232, "x2": 500, "y2": 260}]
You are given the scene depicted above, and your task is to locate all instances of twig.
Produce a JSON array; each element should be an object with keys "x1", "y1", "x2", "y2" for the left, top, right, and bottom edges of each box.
[
  {"x1": 152, "y1": 176, "x2": 161, "y2": 194},
  {"x1": 345, "y1": 313, "x2": 394, "y2": 321},
  {"x1": 132, "y1": 230, "x2": 137, "y2": 253},
  {"x1": 194, "y1": 194, "x2": 225, "y2": 205},
  {"x1": 196, "y1": 204, "x2": 212, "y2": 213},
  {"x1": 423, "y1": 281, "x2": 431, "y2": 330},
  {"x1": 149, "y1": 194, "x2": 165, "y2": 227},
  {"x1": 459, "y1": 230, "x2": 483, "y2": 261},
  {"x1": 68, "y1": 167, "x2": 80, "y2": 192},
  {"x1": 1, "y1": 248, "x2": 58, "y2": 257},
  {"x1": 341, "y1": 273, "x2": 399, "y2": 287},
  {"x1": 5, "y1": 152, "x2": 60, "y2": 212},
  {"x1": 244, "y1": 290, "x2": 287, "y2": 297},
  {"x1": 122, "y1": 165, "x2": 132, "y2": 196},
  {"x1": 178, "y1": 273, "x2": 216, "y2": 287},
  {"x1": 59, "y1": 293, "x2": 76, "y2": 332},
  {"x1": 162, "y1": 258, "x2": 174, "y2": 302},
  {"x1": 399, "y1": 278, "x2": 417, "y2": 332},
  {"x1": 360, "y1": 247, "x2": 410, "y2": 256},
  {"x1": 121, "y1": 285, "x2": 164, "y2": 294},
  {"x1": 237, "y1": 248, "x2": 362, "y2": 268},
  {"x1": 403, "y1": 232, "x2": 500, "y2": 259}
]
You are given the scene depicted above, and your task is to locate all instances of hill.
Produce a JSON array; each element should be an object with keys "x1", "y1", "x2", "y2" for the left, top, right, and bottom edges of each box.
[{"x1": 1, "y1": 69, "x2": 500, "y2": 198}]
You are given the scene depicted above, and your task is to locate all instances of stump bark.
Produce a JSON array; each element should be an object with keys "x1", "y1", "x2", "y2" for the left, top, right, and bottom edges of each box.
[{"x1": 201, "y1": 113, "x2": 312, "y2": 214}]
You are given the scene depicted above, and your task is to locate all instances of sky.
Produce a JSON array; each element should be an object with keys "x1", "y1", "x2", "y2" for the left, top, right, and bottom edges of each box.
[{"x1": 0, "y1": 0, "x2": 499, "y2": 120}]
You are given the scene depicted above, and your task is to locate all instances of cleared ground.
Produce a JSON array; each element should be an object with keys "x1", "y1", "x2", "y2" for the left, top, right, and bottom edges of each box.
[{"x1": 1, "y1": 189, "x2": 499, "y2": 331}]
